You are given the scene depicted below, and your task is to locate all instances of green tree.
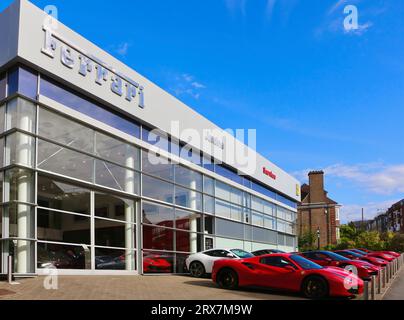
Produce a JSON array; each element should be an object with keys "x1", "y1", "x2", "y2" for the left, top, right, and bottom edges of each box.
[
  {"x1": 298, "y1": 231, "x2": 317, "y2": 251},
  {"x1": 387, "y1": 233, "x2": 404, "y2": 253},
  {"x1": 355, "y1": 231, "x2": 385, "y2": 251}
]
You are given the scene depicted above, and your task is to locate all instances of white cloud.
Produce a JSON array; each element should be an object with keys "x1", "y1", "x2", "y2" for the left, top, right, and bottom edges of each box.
[
  {"x1": 328, "y1": 0, "x2": 350, "y2": 15},
  {"x1": 344, "y1": 21, "x2": 373, "y2": 35},
  {"x1": 115, "y1": 42, "x2": 130, "y2": 57},
  {"x1": 340, "y1": 199, "x2": 399, "y2": 224},
  {"x1": 294, "y1": 163, "x2": 404, "y2": 195},
  {"x1": 191, "y1": 81, "x2": 206, "y2": 89},
  {"x1": 170, "y1": 73, "x2": 206, "y2": 100}
]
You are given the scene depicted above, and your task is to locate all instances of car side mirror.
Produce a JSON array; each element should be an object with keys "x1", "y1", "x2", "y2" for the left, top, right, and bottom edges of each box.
[{"x1": 226, "y1": 253, "x2": 235, "y2": 258}]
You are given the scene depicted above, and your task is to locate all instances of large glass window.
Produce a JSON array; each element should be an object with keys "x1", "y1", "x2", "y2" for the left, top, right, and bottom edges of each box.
[
  {"x1": 0, "y1": 104, "x2": 5, "y2": 133},
  {"x1": 174, "y1": 186, "x2": 202, "y2": 211},
  {"x1": 8, "y1": 204, "x2": 35, "y2": 239},
  {"x1": 95, "y1": 132, "x2": 140, "y2": 169},
  {"x1": 5, "y1": 132, "x2": 35, "y2": 167},
  {"x1": 7, "y1": 67, "x2": 38, "y2": 100},
  {"x1": 95, "y1": 248, "x2": 135, "y2": 271},
  {"x1": 203, "y1": 176, "x2": 214, "y2": 195},
  {"x1": 142, "y1": 202, "x2": 174, "y2": 228},
  {"x1": 176, "y1": 231, "x2": 201, "y2": 253},
  {"x1": 95, "y1": 193, "x2": 135, "y2": 223},
  {"x1": 37, "y1": 209, "x2": 91, "y2": 244},
  {"x1": 95, "y1": 160, "x2": 140, "y2": 194},
  {"x1": 143, "y1": 250, "x2": 174, "y2": 274},
  {"x1": 174, "y1": 165, "x2": 202, "y2": 191},
  {"x1": 215, "y1": 218, "x2": 244, "y2": 239},
  {"x1": 142, "y1": 151, "x2": 174, "y2": 181},
  {"x1": 37, "y1": 242, "x2": 91, "y2": 270},
  {"x1": 37, "y1": 175, "x2": 91, "y2": 215},
  {"x1": 38, "y1": 107, "x2": 94, "y2": 154},
  {"x1": 40, "y1": 76, "x2": 140, "y2": 138},
  {"x1": 38, "y1": 139, "x2": 94, "y2": 183},
  {"x1": 215, "y1": 181, "x2": 231, "y2": 202},
  {"x1": 203, "y1": 195, "x2": 215, "y2": 214},
  {"x1": 215, "y1": 199, "x2": 231, "y2": 220},
  {"x1": 175, "y1": 209, "x2": 201, "y2": 232},
  {"x1": 4, "y1": 168, "x2": 35, "y2": 203},
  {"x1": 252, "y1": 212, "x2": 264, "y2": 227},
  {"x1": 143, "y1": 225, "x2": 174, "y2": 251},
  {"x1": 6, "y1": 98, "x2": 36, "y2": 133},
  {"x1": 95, "y1": 218, "x2": 129, "y2": 248},
  {"x1": 0, "y1": 73, "x2": 6, "y2": 100},
  {"x1": 142, "y1": 175, "x2": 174, "y2": 204}
]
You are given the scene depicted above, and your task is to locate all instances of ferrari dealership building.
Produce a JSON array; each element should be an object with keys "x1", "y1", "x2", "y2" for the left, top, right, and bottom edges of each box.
[{"x1": 0, "y1": 0, "x2": 300, "y2": 276}]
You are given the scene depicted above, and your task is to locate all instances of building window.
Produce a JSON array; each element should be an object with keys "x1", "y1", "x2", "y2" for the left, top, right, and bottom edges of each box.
[
  {"x1": 7, "y1": 66, "x2": 38, "y2": 100},
  {"x1": 6, "y1": 98, "x2": 36, "y2": 133},
  {"x1": 38, "y1": 107, "x2": 94, "y2": 154},
  {"x1": 0, "y1": 73, "x2": 6, "y2": 100},
  {"x1": 37, "y1": 175, "x2": 91, "y2": 215},
  {"x1": 40, "y1": 76, "x2": 140, "y2": 138},
  {"x1": 95, "y1": 131, "x2": 140, "y2": 169},
  {"x1": 37, "y1": 242, "x2": 91, "y2": 270},
  {"x1": 95, "y1": 160, "x2": 140, "y2": 194},
  {"x1": 38, "y1": 139, "x2": 94, "y2": 183},
  {"x1": 142, "y1": 151, "x2": 174, "y2": 182},
  {"x1": 142, "y1": 202, "x2": 174, "y2": 228},
  {"x1": 142, "y1": 175, "x2": 174, "y2": 204}
]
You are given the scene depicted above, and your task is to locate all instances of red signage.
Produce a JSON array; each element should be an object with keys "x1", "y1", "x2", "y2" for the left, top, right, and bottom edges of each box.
[{"x1": 263, "y1": 167, "x2": 277, "y2": 180}]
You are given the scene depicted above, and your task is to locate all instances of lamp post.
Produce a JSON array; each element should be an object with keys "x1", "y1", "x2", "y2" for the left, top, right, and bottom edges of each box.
[{"x1": 317, "y1": 227, "x2": 321, "y2": 250}]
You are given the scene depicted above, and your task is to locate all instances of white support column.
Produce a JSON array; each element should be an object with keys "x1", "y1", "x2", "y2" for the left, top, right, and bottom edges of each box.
[
  {"x1": 189, "y1": 180, "x2": 198, "y2": 253},
  {"x1": 15, "y1": 106, "x2": 34, "y2": 274},
  {"x1": 124, "y1": 151, "x2": 135, "y2": 271}
]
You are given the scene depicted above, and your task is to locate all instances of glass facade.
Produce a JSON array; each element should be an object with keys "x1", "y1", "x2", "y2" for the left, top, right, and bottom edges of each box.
[{"x1": 0, "y1": 65, "x2": 298, "y2": 276}]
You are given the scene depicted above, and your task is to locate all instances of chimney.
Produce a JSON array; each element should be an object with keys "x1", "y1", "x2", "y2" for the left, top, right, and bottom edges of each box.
[{"x1": 308, "y1": 171, "x2": 325, "y2": 203}]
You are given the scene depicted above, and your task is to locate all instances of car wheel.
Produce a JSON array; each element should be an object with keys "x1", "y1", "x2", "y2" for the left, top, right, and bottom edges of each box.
[
  {"x1": 189, "y1": 261, "x2": 205, "y2": 278},
  {"x1": 217, "y1": 268, "x2": 238, "y2": 290},
  {"x1": 302, "y1": 276, "x2": 329, "y2": 299}
]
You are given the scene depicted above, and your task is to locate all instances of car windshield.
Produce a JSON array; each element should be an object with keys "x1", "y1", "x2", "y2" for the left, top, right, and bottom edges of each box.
[
  {"x1": 344, "y1": 250, "x2": 364, "y2": 258},
  {"x1": 290, "y1": 255, "x2": 323, "y2": 270},
  {"x1": 231, "y1": 249, "x2": 254, "y2": 258},
  {"x1": 322, "y1": 251, "x2": 350, "y2": 261},
  {"x1": 353, "y1": 249, "x2": 367, "y2": 255}
]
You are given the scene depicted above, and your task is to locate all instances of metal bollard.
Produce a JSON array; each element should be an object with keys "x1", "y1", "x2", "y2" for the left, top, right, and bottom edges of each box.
[
  {"x1": 370, "y1": 276, "x2": 376, "y2": 300},
  {"x1": 363, "y1": 281, "x2": 369, "y2": 300},
  {"x1": 386, "y1": 264, "x2": 390, "y2": 282},
  {"x1": 377, "y1": 272, "x2": 382, "y2": 294},
  {"x1": 7, "y1": 255, "x2": 13, "y2": 284},
  {"x1": 382, "y1": 268, "x2": 386, "y2": 289}
]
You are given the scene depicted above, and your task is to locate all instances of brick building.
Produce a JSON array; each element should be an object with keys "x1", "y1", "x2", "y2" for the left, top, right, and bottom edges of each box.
[
  {"x1": 297, "y1": 171, "x2": 341, "y2": 248},
  {"x1": 386, "y1": 200, "x2": 404, "y2": 233}
]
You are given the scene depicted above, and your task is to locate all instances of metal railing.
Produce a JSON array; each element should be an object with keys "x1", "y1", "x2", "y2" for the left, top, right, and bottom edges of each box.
[{"x1": 362, "y1": 253, "x2": 404, "y2": 300}]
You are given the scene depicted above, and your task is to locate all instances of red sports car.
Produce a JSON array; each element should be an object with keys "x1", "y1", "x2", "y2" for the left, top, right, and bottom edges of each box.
[
  {"x1": 378, "y1": 251, "x2": 401, "y2": 258},
  {"x1": 143, "y1": 253, "x2": 172, "y2": 273},
  {"x1": 366, "y1": 252, "x2": 396, "y2": 262},
  {"x1": 300, "y1": 251, "x2": 380, "y2": 280},
  {"x1": 335, "y1": 250, "x2": 388, "y2": 267},
  {"x1": 212, "y1": 253, "x2": 363, "y2": 299}
]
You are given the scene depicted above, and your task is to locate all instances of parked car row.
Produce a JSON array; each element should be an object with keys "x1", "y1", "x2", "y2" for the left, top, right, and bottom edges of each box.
[{"x1": 185, "y1": 247, "x2": 401, "y2": 299}]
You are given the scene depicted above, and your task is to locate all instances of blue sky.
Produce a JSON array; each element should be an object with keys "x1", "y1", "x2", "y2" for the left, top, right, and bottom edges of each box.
[{"x1": 2, "y1": 0, "x2": 404, "y2": 223}]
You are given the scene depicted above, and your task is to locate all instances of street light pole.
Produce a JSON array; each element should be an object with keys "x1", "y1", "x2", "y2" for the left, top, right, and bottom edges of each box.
[{"x1": 317, "y1": 227, "x2": 320, "y2": 250}]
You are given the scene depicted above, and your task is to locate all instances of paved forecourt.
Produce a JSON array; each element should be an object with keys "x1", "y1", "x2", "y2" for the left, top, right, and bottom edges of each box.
[{"x1": 0, "y1": 275, "x2": 307, "y2": 300}]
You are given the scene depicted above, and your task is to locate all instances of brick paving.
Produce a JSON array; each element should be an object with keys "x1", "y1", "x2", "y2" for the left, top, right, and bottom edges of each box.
[{"x1": 0, "y1": 275, "x2": 306, "y2": 300}]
